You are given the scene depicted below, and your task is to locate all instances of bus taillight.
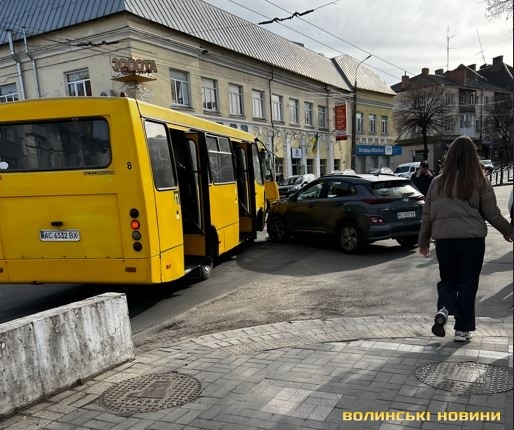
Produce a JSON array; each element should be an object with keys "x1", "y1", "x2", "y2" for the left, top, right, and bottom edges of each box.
[{"x1": 129, "y1": 208, "x2": 142, "y2": 251}]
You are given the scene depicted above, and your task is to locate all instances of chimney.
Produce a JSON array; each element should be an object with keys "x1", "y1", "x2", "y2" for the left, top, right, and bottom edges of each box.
[
  {"x1": 401, "y1": 74, "x2": 410, "y2": 89},
  {"x1": 421, "y1": 67, "x2": 429, "y2": 75},
  {"x1": 492, "y1": 55, "x2": 503, "y2": 65},
  {"x1": 468, "y1": 64, "x2": 476, "y2": 71},
  {"x1": 435, "y1": 69, "x2": 444, "y2": 75},
  {"x1": 480, "y1": 63, "x2": 488, "y2": 69}
]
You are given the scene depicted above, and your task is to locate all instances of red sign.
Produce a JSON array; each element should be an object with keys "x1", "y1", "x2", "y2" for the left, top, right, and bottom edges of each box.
[{"x1": 335, "y1": 104, "x2": 347, "y2": 131}]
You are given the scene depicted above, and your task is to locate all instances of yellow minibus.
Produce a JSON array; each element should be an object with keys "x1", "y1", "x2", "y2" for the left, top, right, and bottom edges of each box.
[{"x1": 0, "y1": 97, "x2": 278, "y2": 284}]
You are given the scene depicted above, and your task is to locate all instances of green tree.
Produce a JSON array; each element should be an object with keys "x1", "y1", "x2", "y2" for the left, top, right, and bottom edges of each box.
[{"x1": 393, "y1": 86, "x2": 445, "y2": 161}]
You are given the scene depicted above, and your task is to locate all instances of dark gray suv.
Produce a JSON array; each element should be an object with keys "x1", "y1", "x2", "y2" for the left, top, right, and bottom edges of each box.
[{"x1": 267, "y1": 173, "x2": 424, "y2": 253}]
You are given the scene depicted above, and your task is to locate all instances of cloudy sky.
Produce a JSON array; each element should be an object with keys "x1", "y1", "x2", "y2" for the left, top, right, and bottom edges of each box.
[{"x1": 202, "y1": 0, "x2": 513, "y2": 86}]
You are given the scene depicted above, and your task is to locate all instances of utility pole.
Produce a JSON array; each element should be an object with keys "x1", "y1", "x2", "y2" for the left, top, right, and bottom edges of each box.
[{"x1": 351, "y1": 55, "x2": 371, "y2": 171}]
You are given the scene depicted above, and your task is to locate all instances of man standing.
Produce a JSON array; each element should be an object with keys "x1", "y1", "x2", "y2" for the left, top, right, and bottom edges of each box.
[{"x1": 411, "y1": 160, "x2": 434, "y2": 196}]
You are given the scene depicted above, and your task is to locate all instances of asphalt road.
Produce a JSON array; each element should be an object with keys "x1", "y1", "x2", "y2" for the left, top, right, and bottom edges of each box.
[
  {"x1": 133, "y1": 184, "x2": 513, "y2": 351},
  {"x1": 1, "y1": 185, "x2": 512, "y2": 354}
]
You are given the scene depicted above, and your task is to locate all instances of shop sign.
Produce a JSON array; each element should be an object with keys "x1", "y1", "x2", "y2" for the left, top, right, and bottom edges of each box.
[
  {"x1": 335, "y1": 104, "x2": 347, "y2": 131},
  {"x1": 356, "y1": 145, "x2": 402, "y2": 156},
  {"x1": 291, "y1": 148, "x2": 302, "y2": 159},
  {"x1": 112, "y1": 58, "x2": 158, "y2": 74}
]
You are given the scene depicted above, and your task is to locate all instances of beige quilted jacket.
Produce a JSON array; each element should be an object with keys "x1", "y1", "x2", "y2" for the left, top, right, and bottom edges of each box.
[{"x1": 418, "y1": 176, "x2": 512, "y2": 247}]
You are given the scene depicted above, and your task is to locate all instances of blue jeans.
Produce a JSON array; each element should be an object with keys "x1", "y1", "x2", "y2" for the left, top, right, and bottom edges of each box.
[{"x1": 435, "y1": 238, "x2": 485, "y2": 332}]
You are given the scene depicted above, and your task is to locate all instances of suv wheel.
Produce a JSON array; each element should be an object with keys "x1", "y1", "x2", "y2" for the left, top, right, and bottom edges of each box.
[
  {"x1": 267, "y1": 216, "x2": 287, "y2": 242},
  {"x1": 338, "y1": 223, "x2": 364, "y2": 254},
  {"x1": 396, "y1": 236, "x2": 418, "y2": 249}
]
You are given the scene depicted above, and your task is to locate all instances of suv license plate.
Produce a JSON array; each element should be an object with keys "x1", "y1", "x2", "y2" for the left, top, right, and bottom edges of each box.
[
  {"x1": 397, "y1": 211, "x2": 416, "y2": 219},
  {"x1": 40, "y1": 229, "x2": 81, "y2": 241}
]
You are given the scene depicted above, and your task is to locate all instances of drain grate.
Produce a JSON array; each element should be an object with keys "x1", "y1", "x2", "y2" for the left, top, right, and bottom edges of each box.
[
  {"x1": 98, "y1": 372, "x2": 202, "y2": 416},
  {"x1": 415, "y1": 361, "x2": 513, "y2": 395}
]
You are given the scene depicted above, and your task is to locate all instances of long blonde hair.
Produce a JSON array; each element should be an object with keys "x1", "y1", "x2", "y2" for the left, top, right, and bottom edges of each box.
[{"x1": 439, "y1": 136, "x2": 485, "y2": 200}]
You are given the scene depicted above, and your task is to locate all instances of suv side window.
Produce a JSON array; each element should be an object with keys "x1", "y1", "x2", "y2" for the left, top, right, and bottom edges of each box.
[
  {"x1": 297, "y1": 182, "x2": 323, "y2": 200},
  {"x1": 327, "y1": 180, "x2": 355, "y2": 198}
]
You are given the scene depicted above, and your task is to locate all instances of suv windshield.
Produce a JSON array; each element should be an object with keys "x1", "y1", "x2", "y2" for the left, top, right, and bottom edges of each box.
[{"x1": 371, "y1": 180, "x2": 420, "y2": 197}]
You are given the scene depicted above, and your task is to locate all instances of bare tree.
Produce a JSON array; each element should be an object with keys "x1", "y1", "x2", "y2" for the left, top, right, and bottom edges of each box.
[
  {"x1": 484, "y1": 0, "x2": 513, "y2": 20},
  {"x1": 393, "y1": 86, "x2": 445, "y2": 161},
  {"x1": 484, "y1": 94, "x2": 513, "y2": 183}
]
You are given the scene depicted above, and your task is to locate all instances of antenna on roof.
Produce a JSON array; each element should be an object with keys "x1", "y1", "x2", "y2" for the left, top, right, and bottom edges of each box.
[
  {"x1": 446, "y1": 25, "x2": 455, "y2": 70},
  {"x1": 476, "y1": 30, "x2": 487, "y2": 65}
]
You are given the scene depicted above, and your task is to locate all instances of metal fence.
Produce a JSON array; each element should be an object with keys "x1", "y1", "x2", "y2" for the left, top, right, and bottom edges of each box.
[{"x1": 488, "y1": 164, "x2": 513, "y2": 186}]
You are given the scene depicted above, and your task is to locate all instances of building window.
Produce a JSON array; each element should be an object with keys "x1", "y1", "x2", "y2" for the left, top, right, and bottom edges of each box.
[
  {"x1": 459, "y1": 114, "x2": 474, "y2": 128},
  {"x1": 333, "y1": 159, "x2": 340, "y2": 171},
  {"x1": 201, "y1": 78, "x2": 218, "y2": 111},
  {"x1": 304, "y1": 102, "x2": 313, "y2": 126},
  {"x1": 252, "y1": 90, "x2": 264, "y2": 118},
  {"x1": 445, "y1": 93, "x2": 454, "y2": 106},
  {"x1": 229, "y1": 84, "x2": 243, "y2": 116},
  {"x1": 320, "y1": 158, "x2": 326, "y2": 176},
  {"x1": 66, "y1": 69, "x2": 92, "y2": 96},
  {"x1": 356, "y1": 112, "x2": 363, "y2": 133},
  {"x1": 369, "y1": 114, "x2": 376, "y2": 133},
  {"x1": 381, "y1": 116, "x2": 388, "y2": 134},
  {"x1": 170, "y1": 69, "x2": 191, "y2": 107},
  {"x1": 415, "y1": 96, "x2": 425, "y2": 108},
  {"x1": 484, "y1": 96, "x2": 490, "y2": 110},
  {"x1": 272, "y1": 94, "x2": 283, "y2": 121},
  {"x1": 289, "y1": 98, "x2": 299, "y2": 124},
  {"x1": 318, "y1": 106, "x2": 327, "y2": 128},
  {"x1": 0, "y1": 83, "x2": 18, "y2": 103}
]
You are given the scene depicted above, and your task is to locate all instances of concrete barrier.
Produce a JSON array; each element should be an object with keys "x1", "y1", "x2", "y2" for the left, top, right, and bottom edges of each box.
[{"x1": 0, "y1": 293, "x2": 134, "y2": 418}]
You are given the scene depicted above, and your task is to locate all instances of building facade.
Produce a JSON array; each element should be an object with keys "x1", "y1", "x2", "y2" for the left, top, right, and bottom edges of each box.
[
  {"x1": 391, "y1": 57, "x2": 513, "y2": 167},
  {"x1": 0, "y1": 0, "x2": 398, "y2": 176}
]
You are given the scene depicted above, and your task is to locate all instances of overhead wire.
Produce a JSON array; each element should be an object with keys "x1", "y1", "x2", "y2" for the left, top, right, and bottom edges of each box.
[
  {"x1": 261, "y1": 0, "x2": 413, "y2": 76},
  {"x1": 197, "y1": 0, "x2": 411, "y2": 82}
]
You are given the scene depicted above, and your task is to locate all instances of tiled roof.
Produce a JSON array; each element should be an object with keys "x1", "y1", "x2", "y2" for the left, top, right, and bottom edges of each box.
[
  {"x1": 0, "y1": 0, "x2": 353, "y2": 92},
  {"x1": 332, "y1": 54, "x2": 396, "y2": 95}
]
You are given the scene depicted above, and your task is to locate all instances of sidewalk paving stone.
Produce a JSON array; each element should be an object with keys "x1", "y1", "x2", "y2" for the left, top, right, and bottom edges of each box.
[{"x1": 1, "y1": 316, "x2": 512, "y2": 430}]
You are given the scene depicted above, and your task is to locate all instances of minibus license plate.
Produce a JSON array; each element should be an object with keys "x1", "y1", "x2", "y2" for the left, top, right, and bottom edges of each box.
[
  {"x1": 397, "y1": 211, "x2": 416, "y2": 219},
  {"x1": 40, "y1": 229, "x2": 80, "y2": 241}
]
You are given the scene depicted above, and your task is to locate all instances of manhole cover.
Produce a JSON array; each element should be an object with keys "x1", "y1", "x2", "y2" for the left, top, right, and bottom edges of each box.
[
  {"x1": 98, "y1": 372, "x2": 202, "y2": 416},
  {"x1": 415, "y1": 361, "x2": 513, "y2": 395}
]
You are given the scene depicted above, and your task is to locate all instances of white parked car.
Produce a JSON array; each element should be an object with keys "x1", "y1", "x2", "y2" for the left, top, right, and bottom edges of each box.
[
  {"x1": 480, "y1": 159, "x2": 494, "y2": 174},
  {"x1": 394, "y1": 162, "x2": 421, "y2": 178}
]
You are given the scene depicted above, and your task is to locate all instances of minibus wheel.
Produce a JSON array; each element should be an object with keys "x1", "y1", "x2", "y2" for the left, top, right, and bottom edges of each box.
[{"x1": 198, "y1": 262, "x2": 213, "y2": 280}]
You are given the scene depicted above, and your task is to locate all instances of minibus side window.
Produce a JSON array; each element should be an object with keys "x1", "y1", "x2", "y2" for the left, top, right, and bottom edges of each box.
[{"x1": 145, "y1": 121, "x2": 177, "y2": 190}]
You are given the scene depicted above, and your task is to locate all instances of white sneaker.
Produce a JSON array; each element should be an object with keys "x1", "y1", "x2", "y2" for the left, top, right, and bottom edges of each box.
[
  {"x1": 454, "y1": 331, "x2": 472, "y2": 342},
  {"x1": 431, "y1": 307, "x2": 448, "y2": 337}
]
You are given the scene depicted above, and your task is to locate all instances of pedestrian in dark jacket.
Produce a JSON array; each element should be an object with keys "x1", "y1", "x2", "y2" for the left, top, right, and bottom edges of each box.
[
  {"x1": 418, "y1": 136, "x2": 512, "y2": 342},
  {"x1": 411, "y1": 160, "x2": 433, "y2": 196}
]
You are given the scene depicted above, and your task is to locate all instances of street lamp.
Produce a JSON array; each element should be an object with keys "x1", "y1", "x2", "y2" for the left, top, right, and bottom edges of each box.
[{"x1": 351, "y1": 54, "x2": 372, "y2": 171}]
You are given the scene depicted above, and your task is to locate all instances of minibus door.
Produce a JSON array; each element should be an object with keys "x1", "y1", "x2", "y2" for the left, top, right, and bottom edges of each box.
[{"x1": 179, "y1": 132, "x2": 213, "y2": 265}]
